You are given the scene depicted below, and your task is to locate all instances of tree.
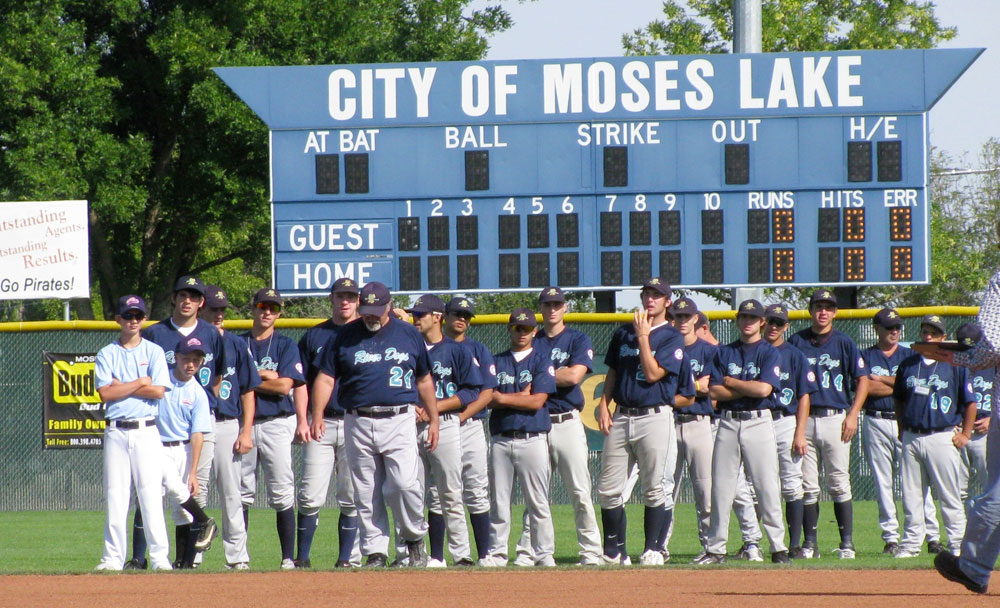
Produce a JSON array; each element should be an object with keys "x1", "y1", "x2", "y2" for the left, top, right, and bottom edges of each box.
[{"x1": 0, "y1": 0, "x2": 512, "y2": 320}]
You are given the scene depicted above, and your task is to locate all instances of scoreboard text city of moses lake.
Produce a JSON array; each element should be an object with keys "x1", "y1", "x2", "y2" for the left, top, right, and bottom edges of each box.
[{"x1": 216, "y1": 48, "x2": 981, "y2": 295}]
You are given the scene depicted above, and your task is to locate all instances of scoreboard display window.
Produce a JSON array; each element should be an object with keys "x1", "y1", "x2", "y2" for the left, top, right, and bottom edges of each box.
[{"x1": 217, "y1": 49, "x2": 981, "y2": 294}]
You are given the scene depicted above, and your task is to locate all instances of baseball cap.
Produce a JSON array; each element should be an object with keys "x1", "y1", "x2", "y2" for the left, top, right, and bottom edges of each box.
[
  {"x1": 737, "y1": 299, "x2": 765, "y2": 318},
  {"x1": 445, "y1": 297, "x2": 476, "y2": 317},
  {"x1": 174, "y1": 275, "x2": 206, "y2": 296},
  {"x1": 538, "y1": 286, "x2": 567, "y2": 304},
  {"x1": 641, "y1": 277, "x2": 672, "y2": 299},
  {"x1": 330, "y1": 277, "x2": 360, "y2": 294},
  {"x1": 808, "y1": 289, "x2": 837, "y2": 307},
  {"x1": 764, "y1": 303, "x2": 789, "y2": 324},
  {"x1": 920, "y1": 314, "x2": 946, "y2": 334},
  {"x1": 669, "y1": 297, "x2": 699, "y2": 316},
  {"x1": 873, "y1": 307, "x2": 903, "y2": 329},
  {"x1": 407, "y1": 294, "x2": 445, "y2": 314},
  {"x1": 358, "y1": 282, "x2": 391, "y2": 316},
  {"x1": 696, "y1": 312, "x2": 710, "y2": 329},
  {"x1": 118, "y1": 295, "x2": 147, "y2": 316},
  {"x1": 204, "y1": 285, "x2": 230, "y2": 309},
  {"x1": 178, "y1": 336, "x2": 207, "y2": 356},
  {"x1": 956, "y1": 322, "x2": 984, "y2": 347},
  {"x1": 508, "y1": 308, "x2": 538, "y2": 327},
  {"x1": 252, "y1": 287, "x2": 283, "y2": 306}
]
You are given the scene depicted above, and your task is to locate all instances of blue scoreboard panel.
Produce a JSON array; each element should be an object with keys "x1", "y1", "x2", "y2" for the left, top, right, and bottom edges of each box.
[{"x1": 216, "y1": 49, "x2": 981, "y2": 295}]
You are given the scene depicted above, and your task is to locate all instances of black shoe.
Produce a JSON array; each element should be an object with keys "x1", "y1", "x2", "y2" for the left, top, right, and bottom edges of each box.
[
  {"x1": 927, "y1": 540, "x2": 944, "y2": 554},
  {"x1": 883, "y1": 542, "x2": 899, "y2": 555},
  {"x1": 455, "y1": 558, "x2": 475, "y2": 567},
  {"x1": 935, "y1": 552, "x2": 987, "y2": 594},
  {"x1": 406, "y1": 540, "x2": 428, "y2": 568},
  {"x1": 194, "y1": 518, "x2": 218, "y2": 552},
  {"x1": 364, "y1": 553, "x2": 387, "y2": 568},
  {"x1": 771, "y1": 550, "x2": 791, "y2": 564},
  {"x1": 123, "y1": 558, "x2": 147, "y2": 570},
  {"x1": 334, "y1": 559, "x2": 353, "y2": 568},
  {"x1": 788, "y1": 546, "x2": 806, "y2": 559},
  {"x1": 294, "y1": 559, "x2": 312, "y2": 569}
]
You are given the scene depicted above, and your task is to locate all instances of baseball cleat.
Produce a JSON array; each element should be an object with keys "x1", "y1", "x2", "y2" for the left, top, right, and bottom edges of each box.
[
  {"x1": 535, "y1": 556, "x2": 557, "y2": 567},
  {"x1": 772, "y1": 551, "x2": 791, "y2": 564},
  {"x1": 513, "y1": 553, "x2": 535, "y2": 567},
  {"x1": 620, "y1": 555, "x2": 632, "y2": 566},
  {"x1": 639, "y1": 549, "x2": 665, "y2": 566},
  {"x1": 927, "y1": 540, "x2": 944, "y2": 555},
  {"x1": 364, "y1": 553, "x2": 388, "y2": 568},
  {"x1": 692, "y1": 552, "x2": 727, "y2": 565},
  {"x1": 455, "y1": 558, "x2": 475, "y2": 567},
  {"x1": 225, "y1": 562, "x2": 250, "y2": 571},
  {"x1": 835, "y1": 544, "x2": 856, "y2": 560},
  {"x1": 334, "y1": 559, "x2": 353, "y2": 568},
  {"x1": 93, "y1": 562, "x2": 119, "y2": 572},
  {"x1": 737, "y1": 542, "x2": 764, "y2": 562},
  {"x1": 883, "y1": 542, "x2": 899, "y2": 555},
  {"x1": 389, "y1": 556, "x2": 409, "y2": 568},
  {"x1": 293, "y1": 559, "x2": 312, "y2": 569},
  {"x1": 123, "y1": 558, "x2": 147, "y2": 570},
  {"x1": 894, "y1": 548, "x2": 920, "y2": 559},
  {"x1": 801, "y1": 542, "x2": 819, "y2": 559},
  {"x1": 194, "y1": 518, "x2": 218, "y2": 552},
  {"x1": 280, "y1": 558, "x2": 296, "y2": 570},
  {"x1": 406, "y1": 540, "x2": 429, "y2": 568},
  {"x1": 692, "y1": 550, "x2": 708, "y2": 563},
  {"x1": 659, "y1": 550, "x2": 671, "y2": 564},
  {"x1": 598, "y1": 554, "x2": 621, "y2": 566},
  {"x1": 149, "y1": 562, "x2": 173, "y2": 571},
  {"x1": 426, "y1": 558, "x2": 447, "y2": 569},
  {"x1": 788, "y1": 546, "x2": 805, "y2": 559},
  {"x1": 477, "y1": 556, "x2": 504, "y2": 567},
  {"x1": 935, "y1": 551, "x2": 988, "y2": 594}
]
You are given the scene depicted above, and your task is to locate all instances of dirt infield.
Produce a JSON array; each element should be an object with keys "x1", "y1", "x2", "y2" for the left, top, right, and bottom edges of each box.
[{"x1": 5, "y1": 569, "x2": 993, "y2": 607}]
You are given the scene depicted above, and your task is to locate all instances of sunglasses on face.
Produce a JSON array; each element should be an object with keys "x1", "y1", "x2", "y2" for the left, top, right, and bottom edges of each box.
[
  {"x1": 766, "y1": 318, "x2": 787, "y2": 327},
  {"x1": 511, "y1": 325, "x2": 535, "y2": 334},
  {"x1": 121, "y1": 312, "x2": 145, "y2": 321},
  {"x1": 449, "y1": 313, "x2": 473, "y2": 321},
  {"x1": 255, "y1": 302, "x2": 281, "y2": 314}
]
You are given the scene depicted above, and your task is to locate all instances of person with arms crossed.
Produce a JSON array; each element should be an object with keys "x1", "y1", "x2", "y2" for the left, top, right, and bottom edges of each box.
[
  {"x1": 954, "y1": 323, "x2": 993, "y2": 511},
  {"x1": 788, "y1": 289, "x2": 870, "y2": 559},
  {"x1": 596, "y1": 278, "x2": 695, "y2": 566},
  {"x1": 295, "y1": 277, "x2": 361, "y2": 569},
  {"x1": 310, "y1": 281, "x2": 438, "y2": 568},
  {"x1": 481, "y1": 308, "x2": 557, "y2": 568},
  {"x1": 240, "y1": 288, "x2": 308, "y2": 569}
]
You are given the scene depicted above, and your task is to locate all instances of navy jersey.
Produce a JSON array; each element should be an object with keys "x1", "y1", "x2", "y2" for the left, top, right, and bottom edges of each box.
[
  {"x1": 604, "y1": 322, "x2": 695, "y2": 408},
  {"x1": 772, "y1": 342, "x2": 818, "y2": 415},
  {"x1": 862, "y1": 344, "x2": 913, "y2": 413},
  {"x1": 490, "y1": 347, "x2": 556, "y2": 435},
  {"x1": 788, "y1": 329, "x2": 868, "y2": 410},
  {"x1": 683, "y1": 338, "x2": 718, "y2": 417},
  {"x1": 710, "y1": 340, "x2": 782, "y2": 411},
  {"x1": 242, "y1": 330, "x2": 306, "y2": 417},
  {"x1": 143, "y1": 319, "x2": 225, "y2": 408},
  {"x1": 455, "y1": 337, "x2": 498, "y2": 421},
  {"x1": 318, "y1": 317, "x2": 431, "y2": 411},
  {"x1": 894, "y1": 355, "x2": 974, "y2": 431},
  {"x1": 215, "y1": 331, "x2": 262, "y2": 418},
  {"x1": 299, "y1": 319, "x2": 347, "y2": 417},
  {"x1": 535, "y1": 327, "x2": 594, "y2": 414},
  {"x1": 971, "y1": 367, "x2": 995, "y2": 420},
  {"x1": 427, "y1": 336, "x2": 484, "y2": 409}
]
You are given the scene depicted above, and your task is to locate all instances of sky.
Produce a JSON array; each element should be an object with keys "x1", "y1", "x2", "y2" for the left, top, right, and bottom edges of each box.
[{"x1": 474, "y1": 0, "x2": 997, "y2": 167}]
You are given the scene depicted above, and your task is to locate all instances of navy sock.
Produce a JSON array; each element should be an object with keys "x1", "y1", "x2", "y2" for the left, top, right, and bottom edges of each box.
[
  {"x1": 617, "y1": 506, "x2": 628, "y2": 558},
  {"x1": 469, "y1": 511, "x2": 490, "y2": 560},
  {"x1": 428, "y1": 511, "x2": 446, "y2": 561},
  {"x1": 180, "y1": 496, "x2": 209, "y2": 524},
  {"x1": 643, "y1": 505, "x2": 667, "y2": 552},
  {"x1": 243, "y1": 505, "x2": 249, "y2": 532},
  {"x1": 276, "y1": 508, "x2": 296, "y2": 561},
  {"x1": 656, "y1": 506, "x2": 673, "y2": 552},
  {"x1": 338, "y1": 513, "x2": 358, "y2": 563},
  {"x1": 174, "y1": 524, "x2": 190, "y2": 565},
  {"x1": 297, "y1": 511, "x2": 319, "y2": 562},
  {"x1": 183, "y1": 522, "x2": 200, "y2": 567},
  {"x1": 803, "y1": 502, "x2": 819, "y2": 544},
  {"x1": 786, "y1": 499, "x2": 804, "y2": 547},
  {"x1": 600, "y1": 506, "x2": 623, "y2": 558},
  {"x1": 833, "y1": 500, "x2": 853, "y2": 546},
  {"x1": 131, "y1": 507, "x2": 147, "y2": 564}
]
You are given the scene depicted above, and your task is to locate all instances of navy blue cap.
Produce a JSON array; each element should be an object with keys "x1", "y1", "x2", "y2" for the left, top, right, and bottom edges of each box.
[
  {"x1": 873, "y1": 307, "x2": 902, "y2": 328},
  {"x1": 118, "y1": 295, "x2": 147, "y2": 316},
  {"x1": 765, "y1": 303, "x2": 789, "y2": 323},
  {"x1": 407, "y1": 294, "x2": 445, "y2": 314},
  {"x1": 809, "y1": 289, "x2": 837, "y2": 307},
  {"x1": 446, "y1": 297, "x2": 476, "y2": 316},
  {"x1": 696, "y1": 312, "x2": 710, "y2": 329},
  {"x1": 508, "y1": 308, "x2": 537, "y2": 327},
  {"x1": 669, "y1": 297, "x2": 699, "y2": 316},
  {"x1": 174, "y1": 275, "x2": 206, "y2": 296},
  {"x1": 920, "y1": 314, "x2": 946, "y2": 334},
  {"x1": 252, "y1": 287, "x2": 283, "y2": 306},
  {"x1": 538, "y1": 286, "x2": 567, "y2": 304},
  {"x1": 204, "y1": 285, "x2": 230, "y2": 309},
  {"x1": 641, "y1": 277, "x2": 671, "y2": 299},
  {"x1": 956, "y1": 322, "x2": 984, "y2": 347},
  {"x1": 178, "y1": 336, "x2": 207, "y2": 355},
  {"x1": 737, "y1": 299, "x2": 766, "y2": 318},
  {"x1": 359, "y1": 282, "x2": 391, "y2": 316},
  {"x1": 330, "y1": 277, "x2": 360, "y2": 294}
]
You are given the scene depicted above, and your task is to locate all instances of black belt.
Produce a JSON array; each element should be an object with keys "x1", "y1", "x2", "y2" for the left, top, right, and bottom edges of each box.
[
  {"x1": 213, "y1": 412, "x2": 238, "y2": 422},
  {"x1": 618, "y1": 405, "x2": 663, "y2": 416},
  {"x1": 676, "y1": 413, "x2": 707, "y2": 424},
  {"x1": 497, "y1": 430, "x2": 544, "y2": 439},
  {"x1": 354, "y1": 406, "x2": 409, "y2": 419},
  {"x1": 325, "y1": 411, "x2": 345, "y2": 420},
  {"x1": 550, "y1": 411, "x2": 575, "y2": 423},
  {"x1": 771, "y1": 410, "x2": 796, "y2": 419},
  {"x1": 107, "y1": 419, "x2": 157, "y2": 430},
  {"x1": 255, "y1": 412, "x2": 293, "y2": 423},
  {"x1": 440, "y1": 412, "x2": 458, "y2": 420},
  {"x1": 162, "y1": 440, "x2": 190, "y2": 447},
  {"x1": 810, "y1": 406, "x2": 843, "y2": 417},
  {"x1": 905, "y1": 426, "x2": 949, "y2": 436},
  {"x1": 865, "y1": 410, "x2": 896, "y2": 420},
  {"x1": 720, "y1": 409, "x2": 768, "y2": 420}
]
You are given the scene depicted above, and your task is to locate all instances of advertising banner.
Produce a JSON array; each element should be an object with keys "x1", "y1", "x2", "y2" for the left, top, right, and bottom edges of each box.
[
  {"x1": 0, "y1": 200, "x2": 90, "y2": 300},
  {"x1": 42, "y1": 352, "x2": 105, "y2": 448}
]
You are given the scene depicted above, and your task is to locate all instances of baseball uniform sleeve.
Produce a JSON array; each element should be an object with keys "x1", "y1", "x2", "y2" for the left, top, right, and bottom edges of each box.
[
  {"x1": 958, "y1": 367, "x2": 976, "y2": 406},
  {"x1": 413, "y1": 335, "x2": 432, "y2": 378},
  {"x1": 569, "y1": 332, "x2": 595, "y2": 372},
  {"x1": 847, "y1": 339, "x2": 868, "y2": 380},
  {"x1": 278, "y1": 338, "x2": 307, "y2": 387},
  {"x1": 531, "y1": 358, "x2": 558, "y2": 396},
  {"x1": 794, "y1": 349, "x2": 819, "y2": 396},
  {"x1": 675, "y1": 352, "x2": 696, "y2": 398},
  {"x1": 761, "y1": 346, "x2": 782, "y2": 392},
  {"x1": 709, "y1": 348, "x2": 725, "y2": 387},
  {"x1": 95, "y1": 346, "x2": 114, "y2": 390},
  {"x1": 453, "y1": 345, "x2": 484, "y2": 407},
  {"x1": 190, "y1": 387, "x2": 212, "y2": 434},
  {"x1": 475, "y1": 346, "x2": 498, "y2": 390},
  {"x1": 238, "y1": 341, "x2": 263, "y2": 393},
  {"x1": 147, "y1": 343, "x2": 173, "y2": 390},
  {"x1": 604, "y1": 327, "x2": 623, "y2": 370}
]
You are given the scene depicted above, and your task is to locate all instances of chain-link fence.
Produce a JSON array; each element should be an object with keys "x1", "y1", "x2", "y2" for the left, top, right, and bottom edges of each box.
[{"x1": 0, "y1": 311, "x2": 980, "y2": 511}]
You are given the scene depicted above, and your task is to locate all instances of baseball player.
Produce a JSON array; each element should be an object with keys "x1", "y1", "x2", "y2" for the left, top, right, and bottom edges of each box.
[
  {"x1": 788, "y1": 289, "x2": 870, "y2": 559},
  {"x1": 295, "y1": 277, "x2": 362, "y2": 569},
  {"x1": 197, "y1": 286, "x2": 260, "y2": 570},
  {"x1": 405, "y1": 294, "x2": 481, "y2": 567},
  {"x1": 441, "y1": 296, "x2": 496, "y2": 565},
  {"x1": 762, "y1": 303, "x2": 817, "y2": 558},
  {"x1": 596, "y1": 278, "x2": 695, "y2": 566},
  {"x1": 861, "y1": 308, "x2": 941, "y2": 556},
  {"x1": 892, "y1": 315, "x2": 976, "y2": 558},
  {"x1": 239, "y1": 287, "x2": 308, "y2": 569},
  {"x1": 513, "y1": 287, "x2": 603, "y2": 566},
  {"x1": 94, "y1": 296, "x2": 173, "y2": 571},
  {"x1": 695, "y1": 312, "x2": 716, "y2": 345},
  {"x1": 481, "y1": 308, "x2": 557, "y2": 567},
  {"x1": 955, "y1": 323, "x2": 992, "y2": 508},
  {"x1": 157, "y1": 336, "x2": 219, "y2": 568},
  {"x1": 126, "y1": 275, "x2": 225, "y2": 570},
  {"x1": 310, "y1": 281, "x2": 438, "y2": 568},
  {"x1": 696, "y1": 299, "x2": 789, "y2": 564}
]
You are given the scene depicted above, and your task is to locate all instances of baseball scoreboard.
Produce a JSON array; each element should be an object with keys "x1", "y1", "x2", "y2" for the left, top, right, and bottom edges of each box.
[{"x1": 216, "y1": 49, "x2": 981, "y2": 295}]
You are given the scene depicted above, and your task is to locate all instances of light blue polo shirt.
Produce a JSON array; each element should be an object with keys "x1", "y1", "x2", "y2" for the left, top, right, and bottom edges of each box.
[
  {"x1": 157, "y1": 373, "x2": 212, "y2": 442},
  {"x1": 95, "y1": 338, "x2": 172, "y2": 420}
]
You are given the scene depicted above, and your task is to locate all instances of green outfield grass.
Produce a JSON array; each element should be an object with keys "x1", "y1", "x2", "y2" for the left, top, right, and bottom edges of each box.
[{"x1": 0, "y1": 501, "x2": 956, "y2": 573}]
